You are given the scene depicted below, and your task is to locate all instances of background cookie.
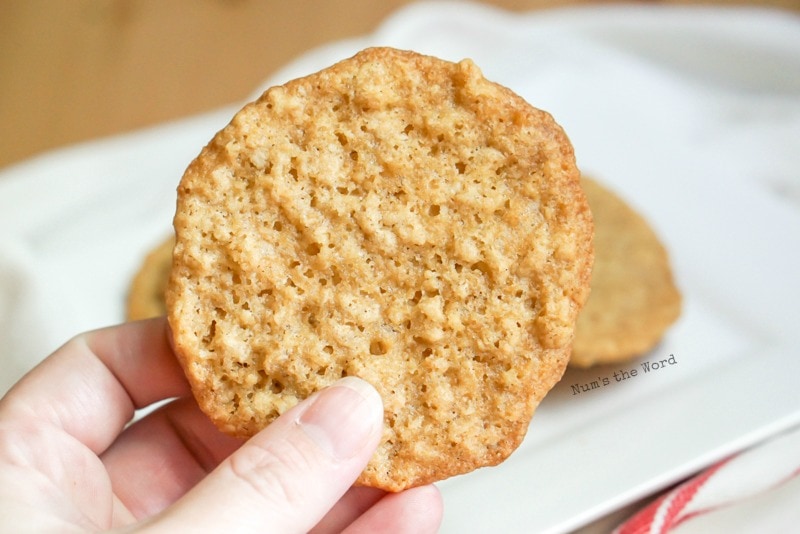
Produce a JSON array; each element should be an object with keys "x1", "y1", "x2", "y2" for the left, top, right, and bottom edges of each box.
[
  {"x1": 167, "y1": 47, "x2": 593, "y2": 491},
  {"x1": 570, "y1": 177, "x2": 681, "y2": 368},
  {"x1": 126, "y1": 236, "x2": 174, "y2": 321}
]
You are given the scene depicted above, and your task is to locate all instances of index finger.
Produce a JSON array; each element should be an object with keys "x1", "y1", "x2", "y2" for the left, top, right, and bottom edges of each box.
[{"x1": 0, "y1": 317, "x2": 191, "y2": 454}]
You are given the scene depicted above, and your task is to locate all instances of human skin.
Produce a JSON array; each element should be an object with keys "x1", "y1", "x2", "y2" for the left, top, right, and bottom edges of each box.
[{"x1": 0, "y1": 317, "x2": 443, "y2": 533}]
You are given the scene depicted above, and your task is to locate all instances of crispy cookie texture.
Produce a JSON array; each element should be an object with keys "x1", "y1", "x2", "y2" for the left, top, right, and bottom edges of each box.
[
  {"x1": 570, "y1": 178, "x2": 680, "y2": 368},
  {"x1": 167, "y1": 47, "x2": 593, "y2": 491}
]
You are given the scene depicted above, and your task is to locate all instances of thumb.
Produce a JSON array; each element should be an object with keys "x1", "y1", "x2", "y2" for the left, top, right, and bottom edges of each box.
[{"x1": 145, "y1": 376, "x2": 384, "y2": 533}]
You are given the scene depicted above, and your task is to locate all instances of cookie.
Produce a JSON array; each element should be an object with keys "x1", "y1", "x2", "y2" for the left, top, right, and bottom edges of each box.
[
  {"x1": 167, "y1": 47, "x2": 593, "y2": 491},
  {"x1": 126, "y1": 236, "x2": 174, "y2": 321},
  {"x1": 570, "y1": 177, "x2": 681, "y2": 368},
  {"x1": 130, "y1": 179, "x2": 681, "y2": 370}
]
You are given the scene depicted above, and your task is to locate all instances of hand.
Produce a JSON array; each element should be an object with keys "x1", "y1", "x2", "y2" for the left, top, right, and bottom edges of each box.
[{"x1": 0, "y1": 318, "x2": 443, "y2": 532}]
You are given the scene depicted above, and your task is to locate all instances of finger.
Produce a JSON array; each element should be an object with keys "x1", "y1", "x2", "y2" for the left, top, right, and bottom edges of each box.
[
  {"x1": 145, "y1": 377, "x2": 384, "y2": 533},
  {"x1": 309, "y1": 486, "x2": 386, "y2": 534},
  {"x1": 79, "y1": 316, "x2": 190, "y2": 408},
  {"x1": 342, "y1": 484, "x2": 443, "y2": 534},
  {"x1": 101, "y1": 397, "x2": 243, "y2": 520},
  {"x1": 0, "y1": 317, "x2": 189, "y2": 454}
]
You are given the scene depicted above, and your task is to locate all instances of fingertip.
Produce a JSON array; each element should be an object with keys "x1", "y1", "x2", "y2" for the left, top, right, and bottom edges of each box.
[
  {"x1": 333, "y1": 376, "x2": 384, "y2": 411},
  {"x1": 297, "y1": 376, "x2": 384, "y2": 461},
  {"x1": 399, "y1": 484, "x2": 445, "y2": 533},
  {"x1": 341, "y1": 484, "x2": 444, "y2": 534}
]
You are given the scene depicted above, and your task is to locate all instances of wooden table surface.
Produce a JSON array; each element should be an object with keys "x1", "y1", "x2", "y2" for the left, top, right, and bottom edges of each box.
[{"x1": 1, "y1": 0, "x2": 798, "y2": 171}]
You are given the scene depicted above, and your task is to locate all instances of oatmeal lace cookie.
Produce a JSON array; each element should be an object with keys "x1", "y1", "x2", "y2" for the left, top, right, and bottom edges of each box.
[{"x1": 167, "y1": 47, "x2": 593, "y2": 491}]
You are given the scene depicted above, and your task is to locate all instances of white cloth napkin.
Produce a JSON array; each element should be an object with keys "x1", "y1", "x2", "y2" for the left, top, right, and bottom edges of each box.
[
  {"x1": 1, "y1": 2, "x2": 799, "y2": 532},
  {"x1": 615, "y1": 424, "x2": 800, "y2": 533}
]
